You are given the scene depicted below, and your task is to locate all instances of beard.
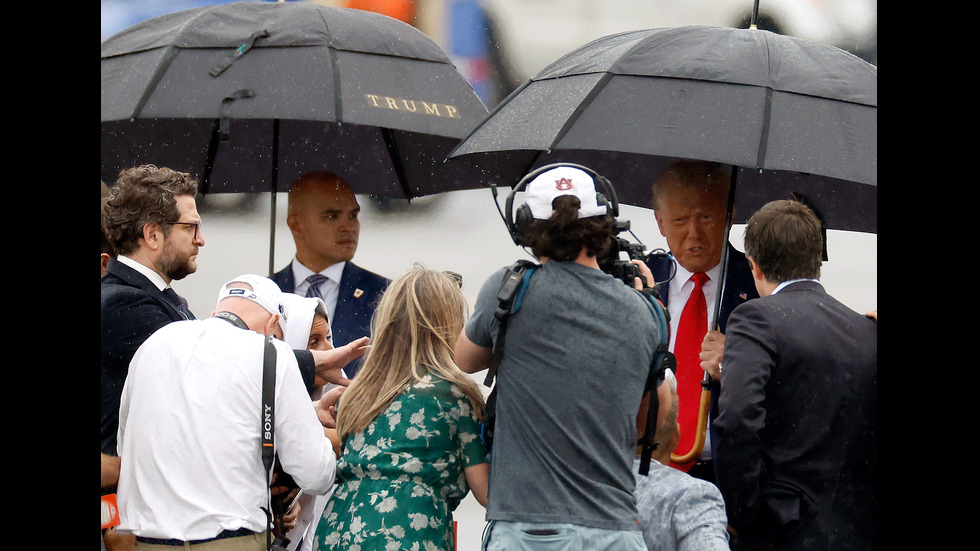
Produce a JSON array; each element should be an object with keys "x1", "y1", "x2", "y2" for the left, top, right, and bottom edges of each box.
[{"x1": 158, "y1": 242, "x2": 197, "y2": 281}]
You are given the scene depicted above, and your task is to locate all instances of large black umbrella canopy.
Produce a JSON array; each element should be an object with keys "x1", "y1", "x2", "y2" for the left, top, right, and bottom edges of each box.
[
  {"x1": 448, "y1": 25, "x2": 877, "y2": 234},
  {"x1": 101, "y1": 1, "x2": 490, "y2": 199}
]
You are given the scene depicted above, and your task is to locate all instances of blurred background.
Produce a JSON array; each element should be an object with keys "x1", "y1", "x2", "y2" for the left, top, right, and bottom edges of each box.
[
  {"x1": 102, "y1": 0, "x2": 877, "y2": 110},
  {"x1": 102, "y1": 3, "x2": 877, "y2": 549}
]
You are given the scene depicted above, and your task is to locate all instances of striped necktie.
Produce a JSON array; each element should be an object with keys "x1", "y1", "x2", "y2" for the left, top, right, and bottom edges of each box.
[{"x1": 304, "y1": 274, "x2": 329, "y2": 300}]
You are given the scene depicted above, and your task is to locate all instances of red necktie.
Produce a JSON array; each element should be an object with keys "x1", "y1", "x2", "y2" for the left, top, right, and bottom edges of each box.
[{"x1": 671, "y1": 272, "x2": 708, "y2": 472}]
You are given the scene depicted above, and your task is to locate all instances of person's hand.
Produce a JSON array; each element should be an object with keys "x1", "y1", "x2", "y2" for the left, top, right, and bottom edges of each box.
[
  {"x1": 311, "y1": 337, "x2": 370, "y2": 386},
  {"x1": 630, "y1": 259, "x2": 656, "y2": 290},
  {"x1": 283, "y1": 498, "x2": 301, "y2": 532},
  {"x1": 699, "y1": 330, "x2": 725, "y2": 382},
  {"x1": 866, "y1": 310, "x2": 877, "y2": 321},
  {"x1": 103, "y1": 528, "x2": 136, "y2": 551},
  {"x1": 314, "y1": 386, "x2": 346, "y2": 428},
  {"x1": 269, "y1": 473, "x2": 288, "y2": 496}
]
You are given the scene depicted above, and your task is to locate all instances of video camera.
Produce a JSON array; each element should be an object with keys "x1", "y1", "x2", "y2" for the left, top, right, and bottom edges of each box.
[{"x1": 599, "y1": 218, "x2": 647, "y2": 286}]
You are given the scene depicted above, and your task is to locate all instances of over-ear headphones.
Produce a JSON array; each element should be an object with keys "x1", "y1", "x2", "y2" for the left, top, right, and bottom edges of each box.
[{"x1": 503, "y1": 163, "x2": 620, "y2": 246}]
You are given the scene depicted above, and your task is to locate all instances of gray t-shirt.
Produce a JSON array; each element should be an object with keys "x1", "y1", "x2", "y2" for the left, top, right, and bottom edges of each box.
[{"x1": 466, "y1": 260, "x2": 662, "y2": 531}]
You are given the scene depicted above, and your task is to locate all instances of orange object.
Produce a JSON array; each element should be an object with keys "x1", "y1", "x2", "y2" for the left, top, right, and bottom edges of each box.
[
  {"x1": 345, "y1": 0, "x2": 415, "y2": 23},
  {"x1": 101, "y1": 494, "x2": 120, "y2": 529}
]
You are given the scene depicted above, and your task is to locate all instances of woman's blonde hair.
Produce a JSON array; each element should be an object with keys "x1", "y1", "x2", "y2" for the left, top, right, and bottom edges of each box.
[{"x1": 336, "y1": 265, "x2": 485, "y2": 441}]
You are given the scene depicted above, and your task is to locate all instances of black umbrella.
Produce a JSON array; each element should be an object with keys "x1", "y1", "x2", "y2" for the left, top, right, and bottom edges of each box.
[
  {"x1": 448, "y1": 24, "x2": 876, "y2": 464},
  {"x1": 102, "y1": 1, "x2": 490, "y2": 271},
  {"x1": 448, "y1": 25, "x2": 876, "y2": 233}
]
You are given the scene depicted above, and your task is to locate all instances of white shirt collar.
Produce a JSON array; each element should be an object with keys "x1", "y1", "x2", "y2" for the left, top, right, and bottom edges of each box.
[
  {"x1": 772, "y1": 278, "x2": 820, "y2": 294},
  {"x1": 671, "y1": 257, "x2": 722, "y2": 293},
  {"x1": 117, "y1": 254, "x2": 169, "y2": 292},
  {"x1": 292, "y1": 258, "x2": 345, "y2": 285}
]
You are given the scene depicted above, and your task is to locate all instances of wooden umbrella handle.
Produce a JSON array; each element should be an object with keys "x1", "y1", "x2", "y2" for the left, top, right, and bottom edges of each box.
[{"x1": 670, "y1": 386, "x2": 711, "y2": 464}]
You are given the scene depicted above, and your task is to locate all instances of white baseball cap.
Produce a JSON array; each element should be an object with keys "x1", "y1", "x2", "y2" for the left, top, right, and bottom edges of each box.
[
  {"x1": 215, "y1": 274, "x2": 288, "y2": 333},
  {"x1": 524, "y1": 165, "x2": 608, "y2": 220}
]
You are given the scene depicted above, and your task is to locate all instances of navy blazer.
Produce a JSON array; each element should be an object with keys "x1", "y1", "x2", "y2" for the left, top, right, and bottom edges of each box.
[
  {"x1": 101, "y1": 259, "x2": 193, "y2": 456},
  {"x1": 714, "y1": 282, "x2": 877, "y2": 550},
  {"x1": 273, "y1": 261, "x2": 389, "y2": 378}
]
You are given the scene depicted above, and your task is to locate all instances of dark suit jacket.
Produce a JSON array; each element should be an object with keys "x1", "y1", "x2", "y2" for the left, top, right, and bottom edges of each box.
[
  {"x1": 714, "y1": 282, "x2": 877, "y2": 551},
  {"x1": 645, "y1": 244, "x2": 759, "y2": 458},
  {"x1": 101, "y1": 259, "x2": 193, "y2": 456},
  {"x1": 273, "y1": 261, "x2": 389, "y2": 378}
]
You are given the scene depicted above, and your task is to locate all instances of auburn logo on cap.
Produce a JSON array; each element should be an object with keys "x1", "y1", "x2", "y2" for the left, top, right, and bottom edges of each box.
[{"x1": 555, "y1": 177, "x2": 574, "y2": 191}]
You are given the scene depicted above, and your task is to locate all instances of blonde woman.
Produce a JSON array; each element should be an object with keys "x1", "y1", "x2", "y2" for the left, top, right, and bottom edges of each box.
[{"x1": 314, "y1": 267, "x2": 489, "y2": 551}]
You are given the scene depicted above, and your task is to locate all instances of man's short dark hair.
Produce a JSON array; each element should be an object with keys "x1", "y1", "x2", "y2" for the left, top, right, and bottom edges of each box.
[
  {"x1": 743, "y1": 199, "x2": 823, "y2": 283},
  {"x1": 520, "y1": 195, "x2": 615, "y2": 261},
  {"x1": 102, "y1": 165, "x2": 198, "y2": 256}
]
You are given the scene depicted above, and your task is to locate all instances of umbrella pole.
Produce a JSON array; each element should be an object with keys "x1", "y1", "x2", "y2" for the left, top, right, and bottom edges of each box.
[
  {"x1": 269, "y1": 191, "x2": 277, "y2": 277},
  {"x1": 268, "y1": 119, "x2": 280, "y2": 277},
  {"x1": 670, "y1": 167, "x2": 739, "y2": 466}
]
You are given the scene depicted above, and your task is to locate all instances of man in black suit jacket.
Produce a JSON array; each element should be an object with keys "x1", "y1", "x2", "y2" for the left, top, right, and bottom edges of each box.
[
  {"x1": 101, "y1": 165, "x2": 203, "y2": 457},
  {"x1": 644, "y1": 161, "x2": 758, "y2": 480},
  {"x1": 101, "y1": 167, "x2": 361, "y2": 459},
  {"x1": 274, "y1": 172, "x2": 389, "y2": 379},
  {"x1": 714, "y1": 200, "x2": 876, "y2": 551}
]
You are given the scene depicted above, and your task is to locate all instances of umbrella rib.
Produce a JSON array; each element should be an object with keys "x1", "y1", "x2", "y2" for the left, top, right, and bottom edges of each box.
[
  {"x1": 316, "y1": 9, "x2": 345, "y2": 122},
  {"x1": 547, "y1": 72, "x2": 614, "y2": 151},
  {"x1": 448, "y1": 80, "x2": 533, "y2": 160},
  {"x1": 757, "y1": 86, "x2": 773, "y2": 168},
  {"x1": 381, "y1": 128, "x2": 412, "y2": 199},
  {"x1": 130, "y1": 45, "x2": 180, "y2": 119}
]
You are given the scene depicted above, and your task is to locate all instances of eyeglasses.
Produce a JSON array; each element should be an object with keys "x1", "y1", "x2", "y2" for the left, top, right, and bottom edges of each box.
[{"x1": 167, "y1": 221, "x2": 202, "y2": 239}]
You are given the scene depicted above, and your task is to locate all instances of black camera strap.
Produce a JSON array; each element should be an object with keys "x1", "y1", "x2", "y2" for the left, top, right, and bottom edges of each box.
[
  {"x1": 481, "y1": 260, "x2": 538, "y2": 450},
  {"x1": 213, "y1": 313, "x2": 281, "y2": 549},
  {"x1": 260, "y1": 335, "x2": 277, "y2": 551},
  {"x1": 635, "y1": 289, "x2": 674, "y2": 476}
]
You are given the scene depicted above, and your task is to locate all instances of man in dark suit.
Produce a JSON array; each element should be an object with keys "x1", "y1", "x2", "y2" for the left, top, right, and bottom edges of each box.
[
  {"x1": 274, "y1": 172, "x2": 389, "y2": 379},
  {"x1": 714, "y1": 200, "x2": 876, "y2": 551},
  {"x1": 101, "y1": 165, "x2": 203, "y2": 457},
  {"x1": 644, "y1": 160, "x2": 758, "y2": 480}
]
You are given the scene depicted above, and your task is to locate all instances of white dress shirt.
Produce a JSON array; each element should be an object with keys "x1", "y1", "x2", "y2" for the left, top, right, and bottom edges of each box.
[
  {"x1": 664, "y1": 261, "x2": 722, "y2": 353},
  {"x1": 116, "y1": 318, "x2": 336, "y2": 540}
]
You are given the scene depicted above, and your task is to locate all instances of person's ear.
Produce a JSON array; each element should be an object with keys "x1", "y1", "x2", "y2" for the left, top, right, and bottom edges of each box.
[
  {"x1": 747, "y1": 257, "x2": 764, "y2": 281},
  {"x1": 265, "y1": 313, "x2": 282, "y2": 339},
  {"x1": 142, "y1": 222, "x2": 164, "y2": 251},
  {"x1": 286, "y1": 211, "x2": 302, "y2": 238}
]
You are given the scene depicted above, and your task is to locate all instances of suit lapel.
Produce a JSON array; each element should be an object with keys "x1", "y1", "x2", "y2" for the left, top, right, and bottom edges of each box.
[{"x1": 105, "y1": 259, "x2": 191, "y2": 320}]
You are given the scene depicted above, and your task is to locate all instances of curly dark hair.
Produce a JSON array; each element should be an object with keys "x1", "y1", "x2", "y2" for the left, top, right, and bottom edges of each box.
[
  {"x1": 519, "y1": 195, "x2": 615, "y2": 261},
  {"x1": 102, "y1": 165, "x2": 198, "y2": 256}
]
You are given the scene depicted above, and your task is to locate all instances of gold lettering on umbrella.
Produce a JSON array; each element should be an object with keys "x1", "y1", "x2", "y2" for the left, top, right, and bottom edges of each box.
[{"x1": 365, "y1": 94, "x2": 461, "y2": 119}]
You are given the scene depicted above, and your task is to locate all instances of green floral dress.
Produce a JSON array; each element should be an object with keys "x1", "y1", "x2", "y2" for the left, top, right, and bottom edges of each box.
[{"x1": 313, "y1": 374, "x2": 488, "y2": 551}]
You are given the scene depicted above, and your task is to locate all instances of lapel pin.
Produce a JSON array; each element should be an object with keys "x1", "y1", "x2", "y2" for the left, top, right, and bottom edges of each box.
[{"x1": 354, "y1": 288, "x2": 364, "y2": 298}]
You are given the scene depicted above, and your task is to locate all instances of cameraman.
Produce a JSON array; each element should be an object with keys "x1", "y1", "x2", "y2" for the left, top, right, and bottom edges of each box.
[{"x1": 455, "y1": 165, "x2": 664, "y2": 550}]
